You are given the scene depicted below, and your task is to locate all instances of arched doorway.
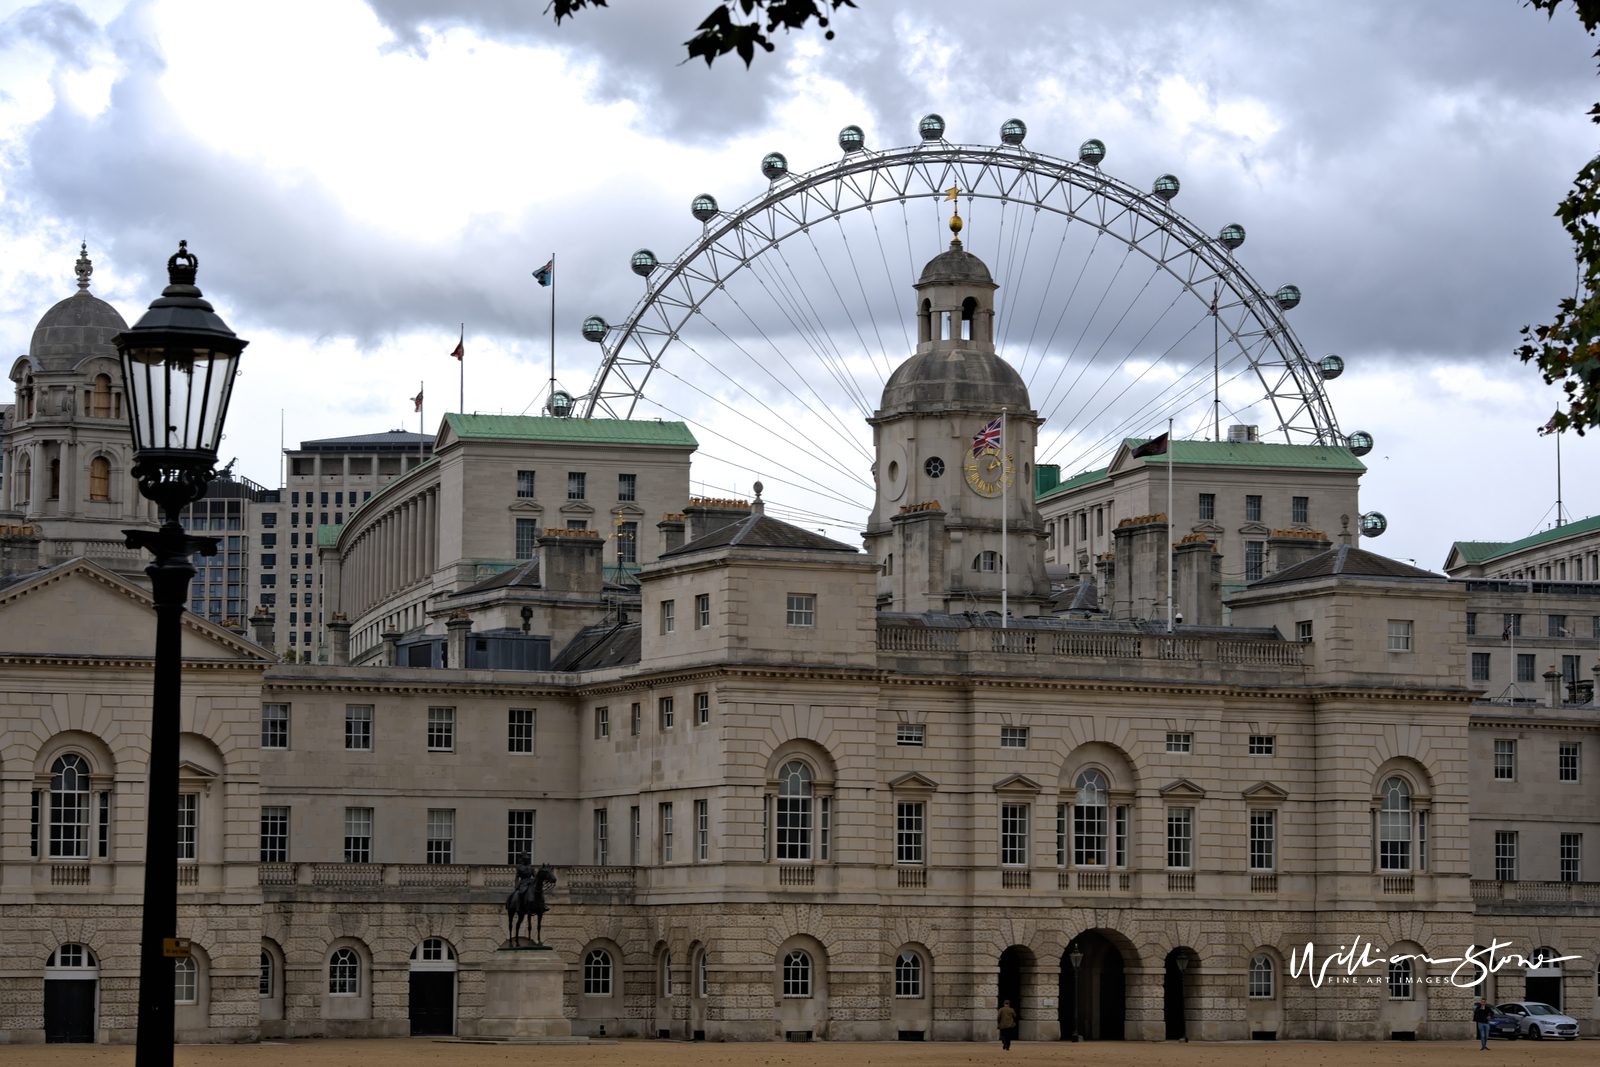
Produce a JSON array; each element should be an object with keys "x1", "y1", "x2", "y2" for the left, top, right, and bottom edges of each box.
[
  {"x1": 1163, "y1": 948, "x2": 1195, "y2": 1040},
  {"x1": 1526, "y1": 947, "x2": 1563, "y2": 1010},
  {"x1": 408, "y1": 938, "x2": 456, "y2": 1036},
  {"x1": 998, "y1": 946, "x2": 1026, "y2": 1018},
  {"x1": 44, "y1": 944, "x2": 98, "y2": 1043},
  {"x1": 1059, "y1": 932, "x2": 1125, "y2": 1040}
]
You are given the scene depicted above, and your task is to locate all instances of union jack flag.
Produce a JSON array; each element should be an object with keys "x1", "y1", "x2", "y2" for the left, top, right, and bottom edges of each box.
[{"x1": 971, "y1": 416, "x2": 1003, "y2": 457}]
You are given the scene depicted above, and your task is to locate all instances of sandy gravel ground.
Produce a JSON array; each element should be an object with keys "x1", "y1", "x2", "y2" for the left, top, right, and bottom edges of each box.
[{"x1": 1, "y1": 1036, "x2": 1590, "y2": 1067}]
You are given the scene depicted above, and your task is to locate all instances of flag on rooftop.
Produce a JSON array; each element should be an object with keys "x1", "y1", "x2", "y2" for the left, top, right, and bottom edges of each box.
[
  {"x1": 533, "y1": 260, "x2": 554, "y2": 287},
  {"x1": 1131, "y1": 432, "x2": 1169, "y2": 458},
  {"x1": 971, "y1": 416, "x2": 1003, "y2": 457},
  {"x1": 450, "y1": 332, "x2": 463, "y2": 362},
  {"x1": 412, "y1": 388, "x2": 424, "y2": 413}
]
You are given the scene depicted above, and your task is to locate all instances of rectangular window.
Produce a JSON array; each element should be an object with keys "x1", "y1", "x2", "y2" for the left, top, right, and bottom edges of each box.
[
  {"x1": 1504, "y1": 613, "x2": 1522, "y2": 637},
  {"x1": 661, "y1": 802, "x2": 674, "y2": 863},
  {"x1": 98, "y1": 792, "x2": 109, "y2": 859},
  {"x1": 897, "y1": 724, "x2": 926, "y2": 746},
  {"x1": 618, "y1": 473, "x2": 637, "y2": 501},
  {"x1": 1517, "y1": 654, "x2": 1536, "y2": 683},
  {"x1": 1494, "y1": 830, "x2": 1517, "y2": 881},
  {"x1": 1000, "y1": 804, "x2": 1029, "y2": 866},
  {"x1": 344, "y1": 807, "x2": 372, "y2": 863},
  {"x1": 1114, "y1": 805, "x2": 1128, "y2": 868},
  {"x1": 1245, "y1": 494, "x2": 1262, "y2": 522},
  {"x1": 1245, "y1": 541, "x2": 1264, "y2": 582},
  {"x1": 1561, "y1": 742, "x2": 1581, "y2": 783},
  {"x1": 1466, "y1": 612, "x2": 1477, "y2": 635},
  {"x1": 595, "y1": 707, "x2": 610, "y2": 739},
  {"x1": 177, "y1": 793, "x2": 197, "y2": 861},
  {"x1": 630, "y1": 806, "x2": 641, "y2": 865},
  {"x1": 1197, "y1": 493, "x2": 1215, "y2": 521},
  {"x1": 1563, "y1": 654, "x2": 1581, "y2": 685},
  {"x1": 1166, "y1": 808, "x2": 1193, "y2": 869},
  {"x1": 1249, "y1": 810, "x2": 1276, "y2": 870},
  {"x1": 567, "y1": 472, "x2": 586, "y2": 499},
  {"x1": 696, "y1": 593, "x2": 710, "y2": 628},
  {"x1": 820, "y1": 797, "x2": 831, "y2": 860},
  {"x1": 262, "y1": 704, "x2": 289, "y2": 749},
  {"x1": 1166, "y1": 732, "x2": 1191, "y2": 754},
  {"x1": 1387, "y1": 620, "x2": 1413, "y2": 652},
  {"x1": 1298, "y1": 620, "x2": 1313, "y2": 642},
  {"x1": 509, "y1": 708, "x2": 535, "y2": 753},
  {"x1": 616, "y1": 521, "x2": 638, "y2": 565},
  {"x1": 631, "y1": 703, "x2": 641, "y2": 736},
  {"x1": 1418, "y1": 810, "x2": 1428, "y2": 872},
  {"x1": 516, "y1": 470, "x2": 536, "y2": 497},
  {"x1": 341, "y1": 704, "x2": 374, "y2": 750},
  {"x1": 696, "y1": 799, "x2": 709, "y2": 860},
  {"x1": 1494, "y1": 739, "x2": 1516, "y2": 780},
  {"x1": 515, "y1": 518, "x2": 538, "y2": 560},
  {"x1": 1000, "y1": 726, "x2": 1029, "y2": 748},
  {"x1": 1472, "y1": 653, "x2": 1491, "y2": 682},
  {"x1": 1074, "y1": 799, "x2": 1108, "y2": 867},
  {"x1": 426, "y1": 809, "x2": 454, "y2": 864},
  {"x1": 1055, "y1": 804, "x2": 1066, "y2": 867},
  {"x1": 507, "y1": 810, "x2": 535, "y2": 865},
  {"x1": 1249, "y1": 735, "x2": 1275, "y2": 756},
  {"x1": 696, "y1": 692, "x2": 710, "y2": 725},
  {"x1": 31, "y1": 790, "x2": 39, "y2": 858},
  {"x1": 660, "y1": 697, "x2": 674, "y2": 730},
  {"x1": 261, "y1": 806, "x2": 289, "y2": 863},
  {"x1": 661, "y1": 599, "x2": 675, "y2": 633},
  {"x1": 1550, "y1": 614, "x2": 1568, "y2": 638},
  {"x1": 593, "y1": 809, "x2": 608, "y2": 865},
  {"x1": 427, "y1": 707, "x2": 455, "y2": 752},
  {"x1": 1291, "y1": 496, "x2": 1309, "y2": 524},
  {"x1": 786, "y1": 594, "x2": 816, "y2": 626},
  {"x1": 897, "y1": 802, "x2": 925, "y2": 864},
  {"x1": 1561, "y1": 833, "x2": 1582, "y2": 883}
]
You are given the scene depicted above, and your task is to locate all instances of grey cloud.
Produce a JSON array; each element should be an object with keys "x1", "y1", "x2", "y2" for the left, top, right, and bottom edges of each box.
[{"x1": 0, "y1": 0, "x2": 105, "y2": 69}]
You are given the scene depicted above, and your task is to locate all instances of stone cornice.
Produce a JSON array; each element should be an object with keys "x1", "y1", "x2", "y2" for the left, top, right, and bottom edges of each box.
[{"x1": 0, "y1": 653, "x2": 268, "y2": 673}]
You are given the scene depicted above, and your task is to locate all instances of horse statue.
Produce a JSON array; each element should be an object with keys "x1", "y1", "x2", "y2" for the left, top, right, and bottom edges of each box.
[{"x1": 506, "y1": 856, "x2": 557, "y2": 947}]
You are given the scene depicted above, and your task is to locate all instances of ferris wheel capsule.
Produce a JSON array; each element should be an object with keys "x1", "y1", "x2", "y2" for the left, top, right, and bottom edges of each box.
[
  {"x1": 1318, "y1": 354, "x2": 1345, "y2": 380},
  {"x1": 1359, "y1": 511, "x2": 1388, "y2": 537},
  {"x1": 1000, "y1": 118, "x2": 1027, "y2": 145},
  {"x1": 1152, "y1": 174, "x2": 1180, "y2": 201},
  {"x1": 691, "y1": 194, "x2": 719, "y2": 222},
  {"x1": 918, "y1": 113, "x2": 946, "y2": 141},
  {"x1": 761, "y1": 152, "x2": 788, "y2": 181},
  {"x1": 581, "y1": 316, "x2": 609, "y2": 342},
  {"x1": 1346, "y1": 430, "x2": 1374, "y2": 456},
  {"x1": 1079, "y1": 139, "x2": 1106, "y2": 166},
  {"x1": 1218, "y1": 223, "x2": 1246, "y2": 250},
  {"x1": 630, "y1": 249, "x2": 658, "y2": 278},
  {"x1": 838, "y1": 125, "x2": 865, "y2": 152},
  {"x1": 1274, "y1": 284, "x2": 1301, "y2": 311}
]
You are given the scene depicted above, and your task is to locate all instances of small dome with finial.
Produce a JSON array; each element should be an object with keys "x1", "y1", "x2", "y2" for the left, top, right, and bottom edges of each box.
[{"x1": 27, "y1": 242, "x2": 128, "y2": 371}]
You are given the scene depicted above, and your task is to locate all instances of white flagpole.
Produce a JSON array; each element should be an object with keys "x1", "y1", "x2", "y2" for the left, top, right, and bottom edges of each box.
[
  {"x1": 458, "y1": 323, "x2": 464, "y2": 414},
  {"x1": 418, "y1": 381, "x2": 424, "y2": 470},
  {"x1": 1001, "y1": 408, "x2": 1008, "y2": 629},
  {"x1": 1166, "y1": 416, "x2": 1174, "y2": 632}
]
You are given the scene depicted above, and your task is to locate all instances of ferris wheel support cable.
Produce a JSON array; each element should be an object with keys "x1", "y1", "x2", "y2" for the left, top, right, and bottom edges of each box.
[
  {"x1": 1017, "y1": 226, "x2": 1105, "y2": 406},
  {"x1": 1014, "y1": 214, "x2": 1078, "y2": 381},
  {"x1": 1039, "y1": 261, "x2": 1168, "y2": 429},
  {"x1": 1031, "y1": 239, "x2": 1137, "y2": 415},
  {"x1": 747, "y1": 253, "x2": 873, "y2": 420},
  {"x1": 800, "y1": 227, "x2": 887, "y2": 388},
  {"x1": 867, "y1": 208, "x2": 914, "y2": 357},
  {"x1": 767, "y1": 248, "x2": 876, "y2": 416},
  {"x1": 660, "y1": 343, "x2": 874, "y2": 488},
  {"x1": 830, "y1": 216, "x2": 895, "y2": 382},
  {"x1": 996, "y1": 199, "x2": 1043, "y2": 358}
]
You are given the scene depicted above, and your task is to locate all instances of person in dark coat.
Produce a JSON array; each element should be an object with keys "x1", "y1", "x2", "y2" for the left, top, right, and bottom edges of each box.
[
  {"x1": 1473, "y1": 1000, "x2": 1492, "y2": 1049},
  {"x1": 997, "y1": 1000, "x2": 1018, "y2": 1050}
]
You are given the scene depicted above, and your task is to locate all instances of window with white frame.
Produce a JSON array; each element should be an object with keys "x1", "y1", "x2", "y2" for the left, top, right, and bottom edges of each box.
[
  {"x1": 696, "y1": 593, "x2": 710, "y2": 628},
  {"x1": 1494, "y1": 739, "x2": 1516, "y2": 780},
  {"x1": 659, "y1": 696, "x2": 674, "y2": 730},
  {"x1": 174, "y1": 956, "x2": 197, "y2": 1003},
  {"x1": 1387, "y1": 958, "x2": 1412, "y2": 1000},
  {"x1": 593, "y1": 808, "x2": 608, "y2": 865},
  {"x1": 345, "y1": 705, "x2": 372, "y2": 750},
  {"x1": 344, "y1": 807, "x2": 372, "y2": 863},
  {"x1": 177, "y1": 793, "x2": 197, "y2": 861},
  {"x1": 1249, "y1": 955, "x2": 1275, "y2": 999},
  {"x1": 260, "y1": 952, "x2": 273, "y2": 997},
  {"x1": 776, "y1": 761, "x2": 814, "y2": 860},
  {"x1": 261, "y1": 806, "x2": 289, "y2": 863},
  {"x1": 516, "y1": 470, "x2": 536, "y2": 498},
  {"x1": 1001, "y1": 726, "x2": 1028, "y2": 748},
  {"x1": 786, "y1": 594, "x2": 816, "y2": 626},
  {"x1": 897, "y1": 802, "x2": 924, "y2": 864},
  {"x1": 262, "y1": 704, "x2": 289, "y2": 749},
  {"x1": 895, "y1": 952, "x2": 923, "y2": 998},
  {"x1": 1248, "y1": 735, "x2": 1275, "y2": 755},
  {"x1": 1378, "y1": 777, "x2": 1412, "y2": 871},
  {"x1": 507, "y1": 810, "x2": 535, "y2": 865},
  {"x1": 661, "y1": 599, "x2": 675, "y2": 633},
  {"x1": 897, "y1": 724, "x2": 925, "y2": 746},
  {"x1": 1494, "y1": 830, "x2": 1518, "y2": 881},
  {"x1": 1561, "y1": 742, "x2": 1580, "y2": 783},
  {"x1": 1166, "y1": 808, "x2": 1193, "y2": 869},
  {"x1": 426, "y1": 809, "x2": 454, "y2": 864},
  {"x1": 698, "y1": 952, "x2": 709, "y2": 997},
  {"x1": 1073, "y1": 770, "x2": 1108, "y2": 866},
  {"x1": 1387, "y1": 620, "x2": 1413, "y2": 651},
  {"x1": 329, "y1": 948, "x2": 360, "y2": 994},
  {"x1": 696, "y1": 799, "x2": 709, "y2": 860},
  {"x1": 584, "y1": 950, "x2": 612, "y2": 995},
  {"x1": 660, "y1": 802, "x2": 674, "y2": 862},
  {"x1": 630, "y1": 806, "x2": 640, "y2": 865},
  {"x1": 595, "y1": 707, "x2": 609, "y2": 740},
  {"x1": 782, "y1": 950, "x2": 812, "y2": 997},
  {"x1": 1165, "y1": 732, "x2": 1191, "y2": 753},
  {"x1": 50, "y1": 754, "x2": 90, "y2": 858},
  {"x1": 696, "y1": 692, "x2": 710, "y2": 725},
  {"x1": 508, "y1": 709, "x2": 535, "y2": 753},
  {"x1": 1561, "y1": 833, "x2": 1582, "y2": 883},
  {"x1": 427, "y1": 707, "x2": 454, "y2": 752},
  {"x1": 1249, "y1": 810, "x2": 1276, "y2": 870},
  {"x1": 1000, "y1": 804, "x2": 1029, "y2": 865}
]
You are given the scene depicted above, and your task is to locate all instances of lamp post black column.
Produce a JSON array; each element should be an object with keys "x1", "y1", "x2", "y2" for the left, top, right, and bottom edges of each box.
[
  {"x1": 1068, "y1": 944, "x2": 1084, "y2": 1042},
  {"x1": 114, "y1": 242, "x2": 246, "y2": 1067}
]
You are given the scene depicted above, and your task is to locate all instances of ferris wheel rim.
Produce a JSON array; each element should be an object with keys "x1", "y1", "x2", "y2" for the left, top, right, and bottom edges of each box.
[{"x1": 577, "y1": 139, "x2": 1341, "y2": 451}]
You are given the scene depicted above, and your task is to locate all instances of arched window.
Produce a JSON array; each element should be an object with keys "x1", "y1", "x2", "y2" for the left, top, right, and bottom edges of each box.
[
  {"x1": 885, "y1": 553, "x2": 893, "y2": 576},
  {"x1": 974, "y1": 551, "x2": 998, "y2": 572},
  {"x1": 329, "y1": 948, "x2": 360, "y2": 995},
  {"x1": 1248, "y1": 955, "x2": 1275, "y2": 999},
  {"x1": 259, "y1": 952, "x2": 273, "y2": 996},
  {"x1": 92, "y1": 374, "x2": 112, "y2": 418},
  {"x1": 584, "y1": 950, "x2": 612, "y2": 995},
  {"x1": 660, "y1": 951, "x2": 673, "y2": 998},
  {"x1": 418, "y1": 938, "x2": 452, "y2": 962},
  {"x1": 1073, "y1": 770, "x2": 1109, "y2": 867},
  {"x1": 782, "y1": 950, "x2": 812, "y2": 998},
  {"x1": 48, "y1": 944, "x2": 96, "y2": 969},
  {"x1": 1379, "y1": 777, "x2": 1412, "y2": 871},
  {"x1": 697, "y1": 951, "x2": 708, "y2": 997},
  {"x1": 776, "y1": 761, "x2": 814, "y2": 860},
  {"x1": 50, "y1": 754, "x2": 91, "y2": 858},
  {"x1": 16, "y1": 454, "x2": 29, "y2": 503},
  {"x1": 1387, "y1": 958, "x2": 1412, "y2": 1000},
  {"x1": 174, "y1": 956, "x2": 197, "y2": 1003},
  {"x1": 960, "y1": 296, "x2": 977, "y2": 340},
  {"x1": 895, "y1": 952, "x2": 923, "y2": 998},
  {"x1": 918, "y1": 299, "x2": 932, "y2": 343},
  {"x1": 89, "y1": 456, "x2": 110, "y2": 501},
  {"x1": 49, "y1": 458, "x2": 60, "y2": 499}
]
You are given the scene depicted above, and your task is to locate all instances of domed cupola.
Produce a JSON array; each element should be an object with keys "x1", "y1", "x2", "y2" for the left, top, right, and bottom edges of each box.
[{"x1": 27, "y1": 243, "x2": 128, "y2": 372}]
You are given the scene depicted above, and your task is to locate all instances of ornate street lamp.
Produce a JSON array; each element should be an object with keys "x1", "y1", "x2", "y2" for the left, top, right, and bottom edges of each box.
[
  {"x1": 114, "y1": 241, "x2": 246, "y2": 1067},
  {"x1": 1068, "y1": 944, "x2": 1085, "y2": 1042}
]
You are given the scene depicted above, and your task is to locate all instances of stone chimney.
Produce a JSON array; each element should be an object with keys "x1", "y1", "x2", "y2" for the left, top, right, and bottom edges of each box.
[
  {"x1": 1172, "y1": 536, "x2": 1223, "y2": 627},
  {"x1": 446, "y1": 610, "x2": 472, "y2": 670},
  {"x1": 1546, "y1": 665, "x2": 1565, "y2": 708},
  {"x1": 381, "y1": 629, "x2": 402, "y2": 667},
  {"x1": 327, "y1": 614, "x2": 351, "y2": 666},
  {"x1": 657, "y1": 513, "x2": 686, "y2": 555},
  {"x1": 684, "y1": 497, "x2": 752, "y2": 542},
  {"x1": 249, "y1": 608, "x2": 276, "y2": 654},
  {"x1": 538, "y1": 528, "x2": 605, "y2": 596},
  {"x1": 1268, "y1": 530, "x2": 1333, "y2": 574},
  {"x1": 1111, "y1": 514, "x2": 1169, "y2": 622},
  {"x1": 885, "y1": 501, "x2": 947, "y2": 614},
  {"x1": 0, "y1": 526, "x2": 41, "y2": 578},
  {"x1": 1338, "y1": 514, "x2": 1353, "y2": 546}
]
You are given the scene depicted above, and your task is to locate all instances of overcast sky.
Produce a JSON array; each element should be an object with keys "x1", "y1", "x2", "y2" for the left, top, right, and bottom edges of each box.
[{"x1": 2, "y1": 0, "x2": 1598, "y2": 569}]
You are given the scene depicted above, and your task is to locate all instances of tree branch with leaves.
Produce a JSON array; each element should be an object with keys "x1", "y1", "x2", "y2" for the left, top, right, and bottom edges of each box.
[{"x1": 544, "y1": 0, "x2": 857, "y2": 68}]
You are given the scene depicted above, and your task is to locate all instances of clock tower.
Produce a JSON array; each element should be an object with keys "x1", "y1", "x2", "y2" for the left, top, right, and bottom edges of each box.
[{"x1": 865, "y1": 218, "x2": 1049, "y2": 616}]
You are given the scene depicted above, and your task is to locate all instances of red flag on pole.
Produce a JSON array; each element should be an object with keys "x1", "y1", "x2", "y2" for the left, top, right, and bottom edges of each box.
[
  {"x1": 450, "y1": 336, "x2": 464, "y2": 361},
  {"x1": 412, "y1": 388, "x2": 424, "y2": 413}
]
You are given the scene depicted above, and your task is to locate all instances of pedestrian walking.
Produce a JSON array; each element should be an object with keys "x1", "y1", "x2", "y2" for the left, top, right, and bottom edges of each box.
[
  {"x1": 1473, "y1": 999, "x2": 1491, "y2": 1049},
  {"x1": 997, "y1": 1000, "x2": 1018, "y2": 1050}
]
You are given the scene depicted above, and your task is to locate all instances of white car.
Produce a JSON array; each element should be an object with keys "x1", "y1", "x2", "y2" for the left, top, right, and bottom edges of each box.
[{"x1": 1495, "y1": 1002, "x2": 1580, "y2": 1040}]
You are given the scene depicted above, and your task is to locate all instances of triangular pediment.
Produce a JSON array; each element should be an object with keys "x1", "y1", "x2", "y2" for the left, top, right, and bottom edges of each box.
[
  {"x1": 610, "y1": 503, "x2": 646, "y2": 518},
  {"x1": 509, "y1": 499, "x2": 544, "y2": 512},
  {"x1": 993, "y1": 773, "x2": 1042, "y2": 795},
  {"x1": 1238, "y1": 522, "x2": 1270, "y2": 536},
  {"x1": 1241, "y1": 780, "x2": 1289, "y2": 800},
  {"x1": 1191, "y1": 521, "x2": 1224, "y2": 535},
  {"x1": 889, "y1": 771, "x2": 940, "y2": 793},
  {"x1": 179, "y1": 759, "x2": 219, "y2": 780},
  {"x1": 559, "y1": 501, "x2": 595, "y2": 516},
  {"x1": 1158, "y1": 778, "x2": 1207, "y2": 799},
  {"x1": 0, "y1": 559, "x2": 272, "y2": 662}
]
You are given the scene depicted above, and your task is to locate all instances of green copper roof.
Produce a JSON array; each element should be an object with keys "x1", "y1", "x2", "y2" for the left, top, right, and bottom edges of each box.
[
  {"x1": 1450, "y1": 512, "x2": 1600, "y2": 566},
  {"x1": 317, "y1": 523, "x2": 342, "y2": 546},
  {"x1": 444, "y1": 413, "x2": 697, "y2": 447},
  {"x1": 1036, "y1": 466, "x2": 1109, "y2": 502},
  {"x1": 1123, "y1": 438, "x2": 1368, "y2": 471}
]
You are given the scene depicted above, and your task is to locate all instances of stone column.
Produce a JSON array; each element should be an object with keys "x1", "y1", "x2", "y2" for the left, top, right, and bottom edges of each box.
[
  {"x1": 446, "y1": 610, "x2": 472, "y2": 670},
  {"x1": 327, "y1": 616, "x2": 351, "y2": 666}
]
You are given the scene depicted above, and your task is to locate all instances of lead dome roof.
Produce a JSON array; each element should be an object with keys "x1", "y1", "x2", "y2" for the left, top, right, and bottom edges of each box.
[
  {"x1": 28, "y1": 290, "x2": 128, "y2": 374},
  {"x1": 916, "y1": 243, "x2": 997, "y2": 288}
]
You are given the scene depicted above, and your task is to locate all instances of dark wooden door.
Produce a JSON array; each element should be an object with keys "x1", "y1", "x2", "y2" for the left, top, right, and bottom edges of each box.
[
  {"x1": 409, "y1": 971, "x2": 454, "y2": 1035},
  {"x1": 44, "y1": 980, "x2": 95, "y2": 1043}
]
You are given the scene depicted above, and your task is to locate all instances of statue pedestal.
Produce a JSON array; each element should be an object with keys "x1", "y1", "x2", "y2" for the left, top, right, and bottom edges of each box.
[{"x1": 479, "y1": 948, "x2": 572, "y2": 1038}]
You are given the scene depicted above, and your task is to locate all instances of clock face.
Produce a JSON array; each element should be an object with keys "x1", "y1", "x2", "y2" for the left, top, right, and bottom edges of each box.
[{"x1": 963, "y1": 451, "x2": 1013, "y2": 498}]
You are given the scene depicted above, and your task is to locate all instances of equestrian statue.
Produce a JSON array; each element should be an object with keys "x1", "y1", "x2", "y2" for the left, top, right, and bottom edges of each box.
[{"x1": 506, "y1": 855, "x2": 557, "y2": 947}]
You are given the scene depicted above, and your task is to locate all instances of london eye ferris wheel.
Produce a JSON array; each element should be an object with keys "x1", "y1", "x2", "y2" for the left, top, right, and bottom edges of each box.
[{"x1": 564, "y1": 115, "x2": 1371, "y2": 538}]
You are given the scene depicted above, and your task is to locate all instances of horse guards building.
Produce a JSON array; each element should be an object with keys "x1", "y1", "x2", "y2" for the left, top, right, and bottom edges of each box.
[{"x1": 2, "y1": 239, "x2": 1599, "y2": 1045}]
